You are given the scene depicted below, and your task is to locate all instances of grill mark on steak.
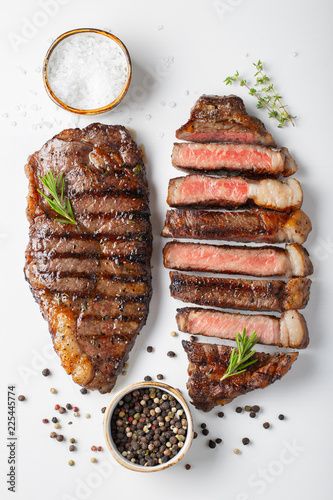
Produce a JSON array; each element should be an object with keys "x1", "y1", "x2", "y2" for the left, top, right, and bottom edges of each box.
[
  {"x1": 176, "y1": 95, "x2": 276, "y2": 146},
  {"x1": 169, "y1": 271, "x2": 311, "y2": 312},
  {"x1": 162, "y1": 209, "x2": 312, "y2": 244},
  {"x1": 25, "y1": 124, "x2": 152, "y2": 392},
  {"x1": 182, "y1": 340, "x2": 298, "y2": 411}
]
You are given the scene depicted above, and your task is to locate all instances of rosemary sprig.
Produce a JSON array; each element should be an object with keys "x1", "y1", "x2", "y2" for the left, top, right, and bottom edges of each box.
[
  {"x1": 220, "y1": 329, "x2": 258, "y2": 382},
  {"x1": 38, "y1": 171, "x2": 76, "y2": 225},
  {"x1": 224, "y1": 60, "x2": 296, "y2": 128}
]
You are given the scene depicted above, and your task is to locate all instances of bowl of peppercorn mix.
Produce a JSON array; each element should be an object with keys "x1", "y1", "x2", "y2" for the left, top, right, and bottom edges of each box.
[{"x1": 103, "y1": 381, "x2": 194, "y2": 472}]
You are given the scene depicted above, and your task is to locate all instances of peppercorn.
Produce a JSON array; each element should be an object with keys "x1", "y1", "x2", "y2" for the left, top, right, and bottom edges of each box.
[
  {"x1": 42, "y1": 418, "x2": 49, "y2": 424},
  {"x1": 200, "y1": 423, "x2": 207, "y2": 429},
  {"x1": 208, "y1": 440, "x2": 216, "y2": 449},
  {"x1": 190, "y1": 335, "x2": 197, "y2": 342},
  {"x1": 91, "y1": 445, "x2": 97, "y2": 452},
  {"x1": 97, "y1": 446, "x2": 103, "y2": 452},
  {"x1": 54, "y1": 404, "x2": 60, "y2": 410},
  {"x1": 51, "y1": 417, "x2": 58, "y2": 423},
  {"x1": 217, "y1": 411, "x2": 224, "y2": 418},
  {"x1": 278, "y1": 414, "x2": 285, "y2": 420},
  {"x1": 144, "y1": 375, "x2": 152, "y2": 382},
  {"x1": 70, "y1": 438, "x2": 76, "y2": 444},
  {"x1": 235, "y1": 406, "x2": 242, "y2": 413},
  {"x1": 185, "y1": 463, "x2": 191, "y2": 470},
  {"x1": 66, "y1": 403, "x2": 72, "y2": 410},
  {"x1": 244, "y1": 405, "x2": 252, "y2": 412},
  {"x1": 157, "y1": 374, "x2": 164, "y2": 380},
  {"x1": 68, "y1": 460, "x2": 75, "y2": 466},
  {"x1": 50, "y1": 387, "x2": 57, "y2": 394},
  {"x1": 56, "y1": 434, "x2": 64, "y2": 442},
  {"x1": 90, "y1": 457, "x2": 98, "y2": 463},
  {"x1": 242, "y1": 437, "x2": 250, "y2": 445},
  {"x1": 167, "y1": 351, "x2": 176, "y2": 358},
  {"x1": 263, "y1": 422, "x2": 270, "y2": 429},
  {"x1": 50, "y1": 432, "x2": 57, "y2": 439},
  {"x1": 249, "y1": 411, "x2": 256, "y2": 418},
  {"x1": 42, "y1": 368, "x2": 51, "y2": 377},
  {"x1": 193, "y1": 432, "x2": 198, "y2": 439},
  {"x1": 73, "y1": 406, "x2": 79, "y2": 412},
  {"x1": 233, "y1": 448, "x2": 241, "y2": 455},
  {"x1": 59, "y1": 407, "x2": 66, "y2": 414},
  {"x1": 215, "y1": 438, "x2": 222, "y2": 444},
  {"x1": 252, "y1": 405, "x2": 260, "y2": 413},
  {"x1": 18, "y1": 395, "x2": 26, "y2": 401},
  {"x1": 69, "y1": 445, "x2": 76, "y2": 452},
  {"x1": 101, "y1": 407, "x2": 106, "y2": 414},
  {"x1": 202, "y1": 428, "x2": 209, "y2": 436},
  {"x1": 146, "y1": 346, "x2": 154, "y2": 353},
  {"x1": 80, "y1": 388, "x2": 88, "y2": 394},
  {"x1": 54, "y1": 423, "x2": 61, "y2": 429}
]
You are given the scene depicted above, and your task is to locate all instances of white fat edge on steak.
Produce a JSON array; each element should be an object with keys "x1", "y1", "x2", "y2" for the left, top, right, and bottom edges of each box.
[
  {"x1": 248, "y1": 178, "x2": 303, "y2": 211},
  {"x1": 280, "y1": 310, "x2": 308, "y2": 348}
]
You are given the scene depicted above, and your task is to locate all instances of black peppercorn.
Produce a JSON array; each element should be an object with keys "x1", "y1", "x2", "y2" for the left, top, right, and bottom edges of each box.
[
  {"x1": 157, "y1": 374, "x2": 164, "y2": 380},
  {"x1": 185, "y1": 463, "x2": 191, "y2": 470},
  {"x1": 208, "y1": 440, "x2": 216, "y2": 449},
  {"x1": 146, "y1": 346, "x2": 154, "y2": 353},
  {"x1": 242, "y1": 437, "x2": 250, "y2": 445},
  {"x1": 235, "y1": 406, "x2": 242, "y2": 413},
  {"x1": 278, "y1": 414, "x2": 285, "y2": 420},
  {"x1": 202, "y1": 428, "x2": 209, "y2": 436},
  {"x1": 252, "y1": 405, "x2": 260, "y2": 413},
  {"x1": 18, "y1": 395, "x2": 26, "y2": 401},
  {"x1": 215, "y1": 438, "x2": 222, "y2": 444},
  {"x1": 167, "y1": 351, "x2": 176, "y2": 358},
  {"x1": 144, "y1": 375, "x2": 152, "y2": 382},
  {"x1": 263, "y1": 422, "x2": 270, "y2": 429},
  {"x1": 80, "y1": 388, "x2": 88, "y2": 395},
  {"x1": 42, "y1": 368, "x2": 51, "y2": 377},
  {"x1": 217, "y1": 411, "x2": 224, "y2": 418},
  {"x1": 249, "y1": 411, "x2": 256, "y2": 418}
]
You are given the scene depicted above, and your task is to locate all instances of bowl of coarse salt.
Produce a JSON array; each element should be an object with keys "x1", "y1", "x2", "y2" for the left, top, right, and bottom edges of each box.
[{"x1": 43, "y1": 28, "x2": 132, "y2": 114}]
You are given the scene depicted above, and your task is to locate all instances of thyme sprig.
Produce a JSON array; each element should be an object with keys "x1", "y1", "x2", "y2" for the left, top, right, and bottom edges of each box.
[
  {"x1": 220, "y1": 329, "x2": 258, "y2": 382},
  {"x1": 38, "y1": 171, "x2": 76, "y2": 225},
  {"x1": 224, "y1": 60, "x2": 296, "y2": 128}
]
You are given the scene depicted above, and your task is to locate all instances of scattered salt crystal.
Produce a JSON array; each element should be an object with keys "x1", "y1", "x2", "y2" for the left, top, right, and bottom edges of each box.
[
  {"x1": 169, "y1": 101, "x2": 177, "y2": 108},
  {"x1": 11, "y1": 121, "x2": 17, "y2": 127},
  {"x1": 47, "y1": 32, "x2": 129, "y2": 110},
  {"x1": 157, "y1": 25, "x2": 164, "y2": 31},
  {"x1": 185, "y1": 90, "x2": 190, "y2": 96},
  {"x1": 145, "y1": 114, "x2": 152, "y2": 120},
  {"x1": 292, "y1": 51, "x2": 298, "y2": 57}
]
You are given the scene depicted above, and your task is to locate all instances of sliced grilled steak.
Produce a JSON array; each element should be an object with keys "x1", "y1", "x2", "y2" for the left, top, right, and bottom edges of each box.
[
  {"x1": 169, "y1": 272, "x2": 311, "y2": 312},
  {"x1": 163, "y1": 242, "x2": 313, "y2": 277},
  {"x1": 172, "y1": 143, "x2": 296, "y2": 176},
  {"x1": 167, "y1": 175, "x2": 302, "y2": 211},
  {"x1": 176, "y1": 95, "x2": 276, "y2": 146},
  {"x1": 162, "y1": 209, "x2": 312, "y2": 244},
  {"x1": 24, "y1": 124, "x2": 152, "y2": 393},
  {"x1": 182, "y1": 340, "x2": 298, "y2": 411},
  {"x1": 177, "y1": 308, "x2": 309, "y2": 348}
]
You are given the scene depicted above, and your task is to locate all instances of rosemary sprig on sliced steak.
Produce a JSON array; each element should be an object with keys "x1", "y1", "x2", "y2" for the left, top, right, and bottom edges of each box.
[
  {"x1": 220, "y1": 329, "x2": 258, "y2": 381},
  {"x1": 38, "y1": 171, "x2": 76, "y2": 225}
]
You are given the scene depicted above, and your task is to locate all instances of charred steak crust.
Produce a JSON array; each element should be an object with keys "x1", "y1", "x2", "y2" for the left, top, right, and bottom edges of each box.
[
  {"x1": 162, "y1": 208, "x2": 312, "y2": 244},
  {"x1": 176, "y1": 95, "x2": 276, "y2": 146},
  {"x1": 182, "y1": 340, "x2": 298, "y2": 411},
  {"x1": 24, "y1": 124, "x2": 152, "y2": 393},
  {"x1": 170, "y1": 272, "x2": 311, "y2": 312}
]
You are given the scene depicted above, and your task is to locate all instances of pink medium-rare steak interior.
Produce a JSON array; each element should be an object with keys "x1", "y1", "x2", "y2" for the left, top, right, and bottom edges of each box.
[
  {"x1": 167, "y1": 175, "x2": 302, "y2": 211},
  {"x1": 175, "y1": 95, "x2": 276, "y2": 146},
  {"x1": 176, "y1": 308, "x2": 309, "y2": 348},
  {"x1": 163, "y1": 242, "x2": 313, "y2": 277},
  {"x1": 171, "y1": 143, "x2": 297, "y2": 176}
]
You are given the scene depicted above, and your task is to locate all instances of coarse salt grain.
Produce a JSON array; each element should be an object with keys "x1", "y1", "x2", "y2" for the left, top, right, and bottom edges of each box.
[{"x1": 47, "y1": 32, "x2": 129, "y2": 110}]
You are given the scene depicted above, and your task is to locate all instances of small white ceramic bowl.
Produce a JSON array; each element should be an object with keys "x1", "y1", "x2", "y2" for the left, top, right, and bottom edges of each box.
[{"x1": 103, "y1": 381, "x2": 193, "y2": 472}]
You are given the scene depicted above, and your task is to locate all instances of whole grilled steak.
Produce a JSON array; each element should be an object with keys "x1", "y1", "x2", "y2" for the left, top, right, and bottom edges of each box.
[
  {"x1": 170, "y1": 272, "x2": 311, "y2": 312},
  {"x1": 182, "y1": 340, "x2": 298, "y2": 411},
  {"x1": 176, "y1": 95, "x2": 275, "y2": 146},
  {"x1": 24, "y1": 124, "x2": 152, "y2": 392},
  {"x1": 162, "y1": 208, "x2": 312, "y2": 244},
  {"x1": 177, "y1": 308, "x2": 309, "y2": 348}
]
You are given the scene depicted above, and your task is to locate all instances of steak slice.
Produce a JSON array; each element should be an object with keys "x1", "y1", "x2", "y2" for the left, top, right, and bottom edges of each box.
[
  {"x1": 163, "y1": 242, "x2": 313, "y2": 277},
  {"x1": 176, "y1": 95, "x2": 276, "y2": 146},
  {"x1": 172, "y1": 143, "x2": 296, "y2": 176},
  {"x1": 167, "y1": 175, "x2": 302, "y2": 211},
  {"x1": 162, "y1": 209, "x2": 312, "y2": 244},
  {"x1": 169, "y1": 272, "x2": 311, "y2": 312},
  {"x1": 182, "y1": 340, "x2": 298, "y2": 411},
  {"x1": 177, "y1": 308, "x2": 309, "y2": 348},
  {"x1": 24, "y1": 123, "x2": 152, "y2": 393}
]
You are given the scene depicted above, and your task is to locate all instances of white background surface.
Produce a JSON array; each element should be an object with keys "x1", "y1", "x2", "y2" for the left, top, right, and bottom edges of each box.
[{"x1": 0, "y1": 1, "x2": 332, "y2": 499}]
